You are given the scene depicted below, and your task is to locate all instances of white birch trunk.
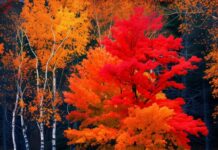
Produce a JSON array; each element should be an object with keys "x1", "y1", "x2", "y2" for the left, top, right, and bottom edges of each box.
[
  {"x1": 52, "y1": 69, "x2": 56, "y2": 150},
  {"x1": 52, "y1": 120, "x2": 57, "y2": 150},
  {"x1": 12, "y1": 91, "x2": 19, "y2": 150},
  {"x1": 39, "y1": 122, "x2": 44, "y2": 150},
  {"x1": 17, "y1": 30, "x2": 30, "y2": 150},
  {"x1": 20, "y1": 108, "x2": 29, "y2": 150}
]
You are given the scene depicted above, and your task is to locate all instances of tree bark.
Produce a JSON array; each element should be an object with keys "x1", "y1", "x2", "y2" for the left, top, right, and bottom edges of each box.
[
  {"x1": 12, "y1": 90, "x2": 19, "y2": 150},
  {"x1": 20, "y1": 106, "x2": 29, "y2": 150},
  {"x1": 52, "y1": 69, "x2": 56, "y2": 150},
  {"x1": 20, "y1": 111, "x2": 29, "y2": 150},
  {"x1": 52, "y1": 120, "x2": 56, "y2": 150},
  {"x1": 39, "y1": 122, "x2": 44, "y2": 150}
]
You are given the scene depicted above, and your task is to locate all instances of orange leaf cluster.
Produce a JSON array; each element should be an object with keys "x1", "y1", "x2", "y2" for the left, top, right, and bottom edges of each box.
[
  {"x1": 65, "y1": 125, "x2": 117, "y2": 146},
  {"x1": 115, "y1": 104, "x2": 174, "y2": 150},
  {"x1": 19, "y1": 99, "x2": 26, "y2": 108},
  {"x1": 64, "y1": 48, "x2": 120, "y2": 125}
]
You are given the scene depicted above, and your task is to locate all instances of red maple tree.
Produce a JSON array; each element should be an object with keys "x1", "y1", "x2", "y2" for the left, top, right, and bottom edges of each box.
[{"x1": 65, "y1": 8, "x2": 208, "y2": 149}]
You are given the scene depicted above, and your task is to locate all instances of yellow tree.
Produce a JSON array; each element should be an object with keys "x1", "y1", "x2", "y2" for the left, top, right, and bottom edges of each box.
[{"x1": 21, "y1": 0, "x2": 90, "y2": 149}]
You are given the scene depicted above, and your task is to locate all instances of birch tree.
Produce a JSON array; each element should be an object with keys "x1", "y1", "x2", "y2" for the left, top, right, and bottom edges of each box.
[{"x1": 21, "y1": 0, "x2": 90, "y2": 149}]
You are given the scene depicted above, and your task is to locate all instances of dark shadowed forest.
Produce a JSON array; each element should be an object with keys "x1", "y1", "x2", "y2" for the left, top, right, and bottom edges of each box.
[{"x1": 0, "y1": 0, "x2": 217, "y2": 150}]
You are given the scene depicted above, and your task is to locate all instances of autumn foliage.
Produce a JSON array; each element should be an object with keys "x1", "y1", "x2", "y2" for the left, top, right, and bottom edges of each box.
[
  {"x1": 20, "y1": 0, "x2": 91, "y2": 126},
  {"x1": 88, "y1": 0, "x2": 160, "y2": 40},
  {"x1": 21, "y1": 0, "x2": 90, "y2": 70},
  {"x1": 64, "y1": 8, "x2": 208, "y2": 149},
  {"x1": 205, "y1": 27, "x2": 218, "y2": 118}
]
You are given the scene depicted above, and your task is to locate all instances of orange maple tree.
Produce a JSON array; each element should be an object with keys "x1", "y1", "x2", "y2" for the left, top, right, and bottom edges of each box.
[{"x1": 64, "y1": 8, "x2": 208, "y2": 149}]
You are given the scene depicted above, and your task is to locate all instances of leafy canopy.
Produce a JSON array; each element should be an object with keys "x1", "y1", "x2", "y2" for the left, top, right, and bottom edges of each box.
[{"x1": 64, "y1": 8, "x2": 208, "y2": 149}]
